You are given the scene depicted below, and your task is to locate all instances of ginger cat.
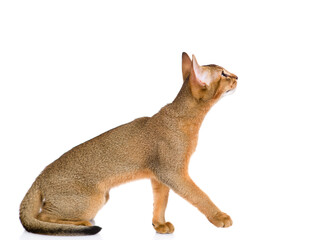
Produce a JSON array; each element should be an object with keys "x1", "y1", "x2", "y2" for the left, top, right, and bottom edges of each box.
[{"x1": 19, "y1": 53, "x2": 238, "y2": 235}]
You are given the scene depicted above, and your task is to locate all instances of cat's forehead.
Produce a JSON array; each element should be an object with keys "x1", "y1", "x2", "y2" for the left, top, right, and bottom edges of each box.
[{"x1": 203, "y1": 64, "x2": 224, "y2": 72}]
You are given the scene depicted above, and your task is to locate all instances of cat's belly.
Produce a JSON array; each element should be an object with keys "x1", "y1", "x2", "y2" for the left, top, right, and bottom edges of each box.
[{"x1": 96, "y1": 169, "x2": 154, "y2": 192}]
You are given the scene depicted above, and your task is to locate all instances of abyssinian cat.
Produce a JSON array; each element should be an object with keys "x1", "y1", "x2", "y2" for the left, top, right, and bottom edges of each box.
[{"x1": 19, "y1": 53, "x2": 238, "y2": 235}]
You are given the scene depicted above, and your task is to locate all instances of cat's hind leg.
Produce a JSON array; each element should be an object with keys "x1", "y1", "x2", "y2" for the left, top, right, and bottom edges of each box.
[
  {"x1": 38, "y1": 190, "x2": 107, "y2": 227},
  {"x1": 38, "y1": 213, "x2": 93, "y2": 226}
]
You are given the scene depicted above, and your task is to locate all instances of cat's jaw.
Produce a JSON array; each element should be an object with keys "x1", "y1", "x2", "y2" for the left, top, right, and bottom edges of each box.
[{"x1": 221, "y1": 88, "x2": 237, "y2": 99}]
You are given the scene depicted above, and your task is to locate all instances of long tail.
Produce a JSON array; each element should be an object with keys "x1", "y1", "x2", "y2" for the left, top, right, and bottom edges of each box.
[{"x1": 19, "y1": 181, "x2": 101, "y2": 236}]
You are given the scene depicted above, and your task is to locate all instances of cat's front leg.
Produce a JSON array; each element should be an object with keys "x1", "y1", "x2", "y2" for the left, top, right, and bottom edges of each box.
[
  {"x1": 151, "y1": 178, "x2": 174, "y2": 234},
  {"x1": 156, "y1": 173, "x2": 232, "y2": 228},
  {"x1": 207, "y1": 211, "x2": 233, "y2": 228}
]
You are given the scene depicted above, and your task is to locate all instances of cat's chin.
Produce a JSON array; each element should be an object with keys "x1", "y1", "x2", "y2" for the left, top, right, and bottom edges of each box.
[{"x1": 221, "y1": 88, "x2": 236, "y2": 98}]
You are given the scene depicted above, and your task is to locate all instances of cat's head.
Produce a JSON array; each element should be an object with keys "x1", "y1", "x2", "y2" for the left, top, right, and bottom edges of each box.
[{"x1": 182, "y1": 52, "x2": 238, "y2": 102}]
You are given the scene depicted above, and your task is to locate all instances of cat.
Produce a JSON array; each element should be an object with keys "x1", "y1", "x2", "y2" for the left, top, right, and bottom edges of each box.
[{"x1": 19, "y1": 52, "x2": 238, "y2": 235}]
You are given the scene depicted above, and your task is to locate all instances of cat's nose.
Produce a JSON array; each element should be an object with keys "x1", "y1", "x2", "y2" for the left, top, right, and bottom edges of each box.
[{"x1": 230, "y1": 73, "x2": 238, "y2": 80}]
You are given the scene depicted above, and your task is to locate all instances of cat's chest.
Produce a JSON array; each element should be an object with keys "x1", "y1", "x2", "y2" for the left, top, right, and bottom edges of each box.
[
  {"x1": 179, "y1": 123, "x2": 200, "y2": 153},
  {"x1": 170, "y1": 130, "x2": 199, "y2": 159},
  {"x1": 186, "y1": 133, "x2": 199, "y2": 156}
]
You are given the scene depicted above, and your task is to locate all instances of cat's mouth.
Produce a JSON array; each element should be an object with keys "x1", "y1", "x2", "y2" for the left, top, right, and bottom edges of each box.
[{"x1": 223, "y1": 81, "x2": 237, "y2": 97}]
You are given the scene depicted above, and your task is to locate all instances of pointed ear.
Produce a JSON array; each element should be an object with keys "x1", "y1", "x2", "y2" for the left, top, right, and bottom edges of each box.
[
  {"x1": 189, "y1": 55, "x2": 208, "y2": 99},
  {"x1": 182, "y1": 52, "x2": 192, "y2": 81},
  {"x1": 190, "y1": 55, "x2": 210, "y2": 87}
]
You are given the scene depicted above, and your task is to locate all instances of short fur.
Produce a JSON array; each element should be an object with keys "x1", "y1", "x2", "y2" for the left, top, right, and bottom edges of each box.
[{"x1": 19, "y1": 53, "x2": 238, "y2": 235}]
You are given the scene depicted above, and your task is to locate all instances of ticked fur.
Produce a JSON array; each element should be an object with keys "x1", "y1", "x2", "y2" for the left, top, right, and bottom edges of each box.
[{"x1": 19, "y1": 53, "x2": 238, "y2": 235}]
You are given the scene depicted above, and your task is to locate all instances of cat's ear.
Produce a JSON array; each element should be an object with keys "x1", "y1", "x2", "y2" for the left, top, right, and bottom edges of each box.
[
  {"x1": 191, "y1": 55, "x2": 211, "y2": 87},
  {"x1": 189, "y1": 55, "x2": 209, "y2": 99},
  {"x1": 182, "y1": 52, "x2": 192, "y2": 81}
]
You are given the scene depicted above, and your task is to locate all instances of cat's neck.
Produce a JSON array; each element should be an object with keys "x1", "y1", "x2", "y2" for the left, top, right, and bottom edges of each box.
[{"x1": 162, "y1": 80, "x2": 212, "y2": 132}]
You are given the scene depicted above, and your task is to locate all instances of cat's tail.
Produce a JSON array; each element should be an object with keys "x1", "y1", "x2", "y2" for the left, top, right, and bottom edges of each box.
[{"x1": 19, "y1": 180, "x2": 101, "y2": 236}]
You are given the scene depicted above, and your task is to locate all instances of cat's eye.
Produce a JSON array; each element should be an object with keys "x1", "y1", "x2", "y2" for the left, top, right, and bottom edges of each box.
[{"x1": 221, "y1": 72, "x2": 228, "y2": 77}]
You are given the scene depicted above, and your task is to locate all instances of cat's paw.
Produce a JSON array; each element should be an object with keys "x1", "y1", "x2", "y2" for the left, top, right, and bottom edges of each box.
[
  {"x1": 152, "y1": 221, "x2": 175, "y2": 234},
  {"x1": 208, "y1": 212, "x2": 233, "y2": 228}
]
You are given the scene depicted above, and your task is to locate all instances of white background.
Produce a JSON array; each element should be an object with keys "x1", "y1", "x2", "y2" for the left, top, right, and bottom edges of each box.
[{"x1": 1, "y1": 0, "x2": 327, "y2": 240}]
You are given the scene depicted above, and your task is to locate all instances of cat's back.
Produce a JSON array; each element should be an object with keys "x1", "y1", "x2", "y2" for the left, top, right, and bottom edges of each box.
[{"x1": 39, "y1": 117, "x2": 152, "y2": 180}]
